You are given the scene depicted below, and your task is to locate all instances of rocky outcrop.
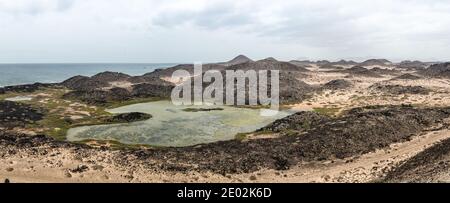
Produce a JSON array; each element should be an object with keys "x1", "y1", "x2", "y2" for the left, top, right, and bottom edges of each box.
[
  {"x1": 227, "y1": 59, "x2": 309, "y2": 72},
  {"x1": 0, "y1": 131, "x2": 79, "y2": 148},
  {"x1": 91, "y1": 71, "x2": 131, "y2": 82},
  {"x1": 360, "y1": 59, "x2": 392, "y2": 66},
  {"x1": 2, "y1": 83, "x2": 56, "y2": 93},
  {"x1": 316, "y1": 60, "x2": 331, "y2": 66},
  {"x1": 131, "y1": 83, "x2": 174, "y2": 98},
  {"x1": 143, "y1": 64, "x2": 228, "y2": 78},
  {"x1": 322, "y1": 79, "x2": 352, "y2": 90},
  {"x1": 127, "y1": 75, "x2": 175, "y2": 86},
  {"x1": 61, "y1": 75, "x2": 109, "y2": 91},
  {"x1": 397, "y1": 60, "x2": 428, "y2": 70},
  {"x1": 370, "y1": 84, "x2": 430, "y2": 95},
  {"x1": 0, "y1": 101, "x2": 44, "y2": 128},
  {"x1": 344, "y1": 66, "x2": 382, "y2": 77},
  {"x1": 383, "y1": 135, "x2": 450, "y2": 183},
  {"x1": 289, "y1": 60, "x2": 313, "y2": 67},
  {"x1": 62, "y1": 88, "x2": 132, "y2": 105},
  {"x1": 371, "y1": 67, "x2": 400, "y2": 75},
  {"x1": 61, "y1": 71, "x2": 175, "y2": 104},
  {"x1": 419, "y1": 62, "x2": 450, "y2": 78},
  {"x1": 329, "y1": 60, "x2": 358, "y2": 66},
  {"x1": 392, "y1": 73, "x2": 422, "y2": 80},
  {"x1": 259, "y1": 111, "x2": 330, "y2": 133},
  {"x1": 218, "y1": 55, "x2": 253, "y2": 66},
  {"x1": 104, "y1": 112, "x2": 152, "y2": 123},
  {"x1": 278, "y1": 72, "x2": 315, "y2": 103},
  {"x1": 319, "y1": 64, "x2": 343, "y2": 70}
]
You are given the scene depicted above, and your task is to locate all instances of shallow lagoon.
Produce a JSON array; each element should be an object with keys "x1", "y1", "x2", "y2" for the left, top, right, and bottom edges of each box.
[{"x1": 67, "y1": 101, "x2": 294, "y2": 147}]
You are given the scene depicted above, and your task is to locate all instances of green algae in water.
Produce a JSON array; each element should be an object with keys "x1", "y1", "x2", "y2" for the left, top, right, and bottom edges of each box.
[{"x1": 66, "y1": 100, "x2": 293, "y2": 147}]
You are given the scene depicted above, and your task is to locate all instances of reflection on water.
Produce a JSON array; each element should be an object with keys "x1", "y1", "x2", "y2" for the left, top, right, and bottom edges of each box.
[{"x1": 67, "y1": 100, "x2": 293, "y2": 147}]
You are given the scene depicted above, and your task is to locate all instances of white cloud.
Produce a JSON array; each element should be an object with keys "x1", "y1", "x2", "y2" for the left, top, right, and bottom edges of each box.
[{"x1": 0, "y1": 0, "x2": 450, "y2": 62}]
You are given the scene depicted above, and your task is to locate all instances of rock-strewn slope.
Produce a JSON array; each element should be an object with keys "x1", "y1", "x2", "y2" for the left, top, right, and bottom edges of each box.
[
  {"x1": 383, "y1": 134, "x2": 450, "y2": 183},
  {"x1": 419, "y1": 62, "x2": 450, "y2": 78},
  {"x1": 60, "y1": 71, "x2": 175, "y2": 105},
  {"x1": 370, "y1": 84, "x2": 431, "y2": 95},
  {"x1": 0, "y1": 101, "x2": 44, "y2": 128},
  {"x1": 0, "y1": 83, "x2": 56, "y2": 93},
  {"x1": 322, "y1": 79, "x2": 352, "y2": 90}
]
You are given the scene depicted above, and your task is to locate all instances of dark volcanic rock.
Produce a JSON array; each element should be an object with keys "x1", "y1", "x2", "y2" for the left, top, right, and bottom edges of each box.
[
  {"x1": 370, "y1": 84, "x2": 430, "y2": 95},
  {"x1": 227, "y1": 59, "x2": 309, "y2": 72},
  {"x1": 279, "y1": 72, "x2": 315, "y2": 103},
  {"x1": 0, "y1": 88, "x2": 5, "y2": 94},
  {"x1": 289, "y1": 60, "x2": 313, "y2": 67},
  {"x1": 143, "y1": 64, "x2": 227, "y2": 78},
  {"x1": 319, "y1": 64, "x2": 343, "y2": 70},
  {"x1": 419, "y1": 62, "x2": 450, "y2": 78},
  {"x1": 70, "y1": 165, "x2": 89, "y2": 173},
  {"x1": 3, "y1": 83, "x2": 55, "y2": 93},
  {"x1": 61, "y1": 75, "x2": 109, "y2": 91},
  {"x1": 261, "y1": 57, "x2": 278, "y2": 62},
  {"x1": 105, "y1": 112, "x2": 152, "y2": 123},
  {"x1": 91, "y1": 71, "x2": 131, "y2": 82},
  {"x1": 392, "y1": 73, "x2": 422, "y2": 80},
  {"x1": 383, "y1": 136, "x2": 450, "y2": 183},
  {"x1": 0, "y1": 101, "x2": 44, "y2": 128},
  {"x1": 61, "y1": 72, "x2": 175, "y2": 104},
  {"x1": 62, "y1": 88, "x2": 131, "y2": 105},
  {"x1": 131, "y1": 83, "x2": 174, "y2": 98},
  {"x1": 176, "y1": 70, "x2": 312, "y2": 105},
  {"x1": 127, "y1": 75, "x2": 174, "y2": 86},
  {"x1": 397, "y1": 60, "x2": 428, "y2": 70},
  {"x1": 259, "y1": 111, "x2": 330, "y2": 133},
  {"x1": 329, "y1": 60, "x2": 358, "y2": 66},
  {"x1": 219, "y1": 55, "x2": 253, "y2": 66},
  {"x1": 344, "y1": 66, "x2": 382, "y2": 77},
  {"x1": 0, "y1": 132, "x2": 72, "y2": 148},
  {"x1": 360, "y1": 59, "x2": 392, "y2": 66},
  {"x1": 316, "y1": 60, "x2": 331, "y2": 66},
  {"x1": 109, "y1": 87, "x2": 132, "y2": 100},
  {"x1": 371, "y1": 67, "x2": 400, "y2": 75},
  {"x1": 322, "y1": 79, "x2": 352, "y2": 90}
]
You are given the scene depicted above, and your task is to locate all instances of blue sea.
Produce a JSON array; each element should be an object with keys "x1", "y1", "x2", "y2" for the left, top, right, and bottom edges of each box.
[{"x1": 0, "y1": 63, "x2": 178, "y2": 87}]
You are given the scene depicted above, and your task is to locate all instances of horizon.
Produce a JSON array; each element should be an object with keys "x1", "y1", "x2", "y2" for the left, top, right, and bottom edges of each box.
[
  {"x1": 1, "y1": 0, "x2": 450, "y2": 63},
  {"x1": 0, "y1": 55, "x2": 445, "y2": 64}
]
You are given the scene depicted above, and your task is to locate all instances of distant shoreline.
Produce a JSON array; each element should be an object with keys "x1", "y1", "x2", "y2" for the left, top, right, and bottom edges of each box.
[{"x1": 0, "y1": 63, "x2": 179, "y2": 87}]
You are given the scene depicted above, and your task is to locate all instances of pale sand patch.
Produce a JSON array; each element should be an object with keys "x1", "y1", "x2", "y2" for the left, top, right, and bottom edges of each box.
[
  {"x1": 104, "y1": 81, "x2": 134, "y2": 91},
  {"x1": 290, "y1": 70, "x2": 450, "y2": 112},
  {"x1": 65, "y1": 107, "x2": 91, "y2": 116},
  {"x1": 161, "y1": 75, "x2": 198, "y2": 85},
  {"x1": 70, "y1": 115, "x2": 84, "y2": 120}
]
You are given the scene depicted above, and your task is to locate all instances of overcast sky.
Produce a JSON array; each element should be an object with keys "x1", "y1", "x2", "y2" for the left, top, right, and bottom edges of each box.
[{"x1": 1, "y1": 0, "x2": 450, "y2": 63}]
